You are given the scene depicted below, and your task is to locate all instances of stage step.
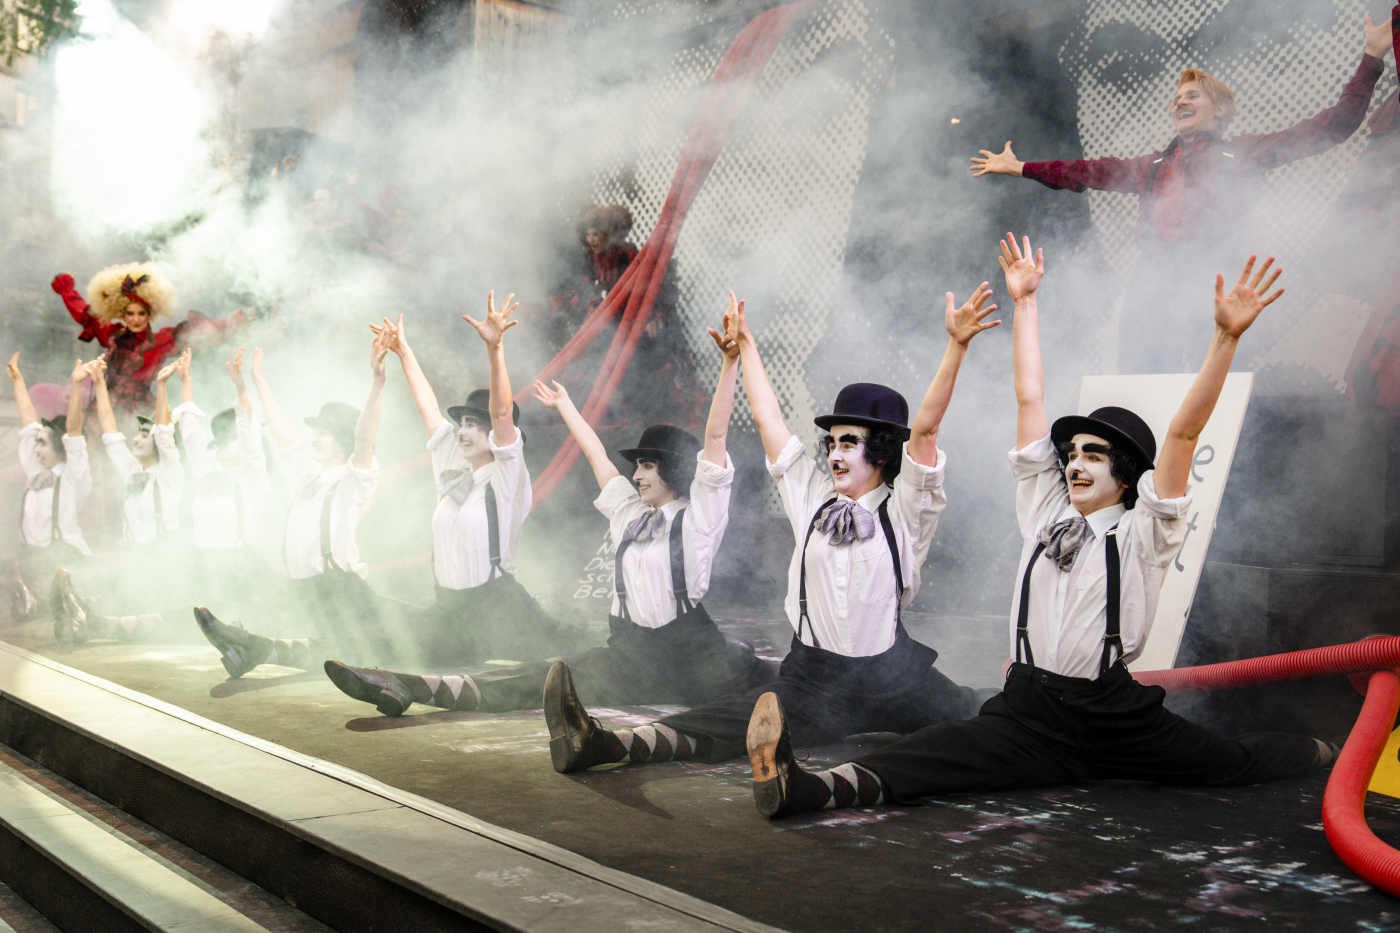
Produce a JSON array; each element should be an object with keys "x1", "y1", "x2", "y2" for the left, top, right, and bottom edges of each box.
[
  {"x1": 0, "y1": 744, "x2": 330, "y2": 933},
  {"x1": 0, "y1": 641, "x2": 778, "y2": 933}
]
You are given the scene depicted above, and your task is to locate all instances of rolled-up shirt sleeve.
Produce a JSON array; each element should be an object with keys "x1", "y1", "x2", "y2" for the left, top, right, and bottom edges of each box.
[
  {"x1": 767, "y1": 434, "x2": 833, "y2": 540},
  {"x1": 1010, "y1": 434, "x2": 1068, "y2": 539},
  {"x1": 682, "y1": 452, "x2": 734, "y2": 601},
  {"x1": 888, "y1": 442, "x2": 947, "y2": 602}
]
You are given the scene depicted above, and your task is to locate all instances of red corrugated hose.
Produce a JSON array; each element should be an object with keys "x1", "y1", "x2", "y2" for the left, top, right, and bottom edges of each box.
[{"x1": 1136, "y1": 634, "x2": 1400, "y2": 896}]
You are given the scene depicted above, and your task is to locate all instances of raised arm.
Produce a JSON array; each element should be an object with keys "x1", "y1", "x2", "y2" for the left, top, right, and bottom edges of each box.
[
  {"x1": 153, "y1": 349, "x2": 186, "y2": 426},
  {"x1": 1365, "y1": 13, "x2": 1394, "y2": 60},
  {"x1": 1001, "y1": 233, "x2": 1050, "y2": 449},
  {"x1": 8, "y1": 354, "x2": 36, "y2": 427},
  {"x1": 463, "y1": 291, "x2": 519, "y2": 447},
  {"x1": 700, "y1": 293, "x2": 744, "y2": 467},
  {"x1": 353, "y1": 328, "x2": 390, "y2": 471},
  {"x1": 907, "y1": 284, "x2": 1000, "y2": 466},
  {"x1": 250, "y1": 348, "x2": 297, "y2": 449},
  {"x1": 372, "y1": 316, "x2": 443, "y2": 437},
  {"x1": 67, "y1": 358, "x2": 91, "y2": 437},
  {"x1": 226, "y1": 347, "x2": 251, "y2": 411},
  {"x1": 1154, "y1": 256, "x2": 1283, "y2": 500},
  {"x1": 175, "y1": 348, "x2": 194, "y2": 408},
  {"x1": 90, "y1": 357, "x2": 119, "y2": 436},
  {"x1": 728, "y1": 296, "x2": 794, "y2": 462},
  {"x1": 532, "y1": 380, "x2": 620, "y2": 490}
]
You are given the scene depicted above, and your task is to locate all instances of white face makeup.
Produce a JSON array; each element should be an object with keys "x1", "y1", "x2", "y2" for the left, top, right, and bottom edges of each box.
[
  {"x1": 456, "y1": 418, "x2": 492, "y2": 467},
  {"x1": 34, "y1": 432, "x2": 63, "y2": 469},
  {"x1": 827, "y1": 423, "x2": 881, "y2": 499},
  {"x1": 311, "y1": 427, "x2": 347, "y2": 467},
  {"x1": 132, "y1": 424, "x2": 156, "y2": 459},
  {"x1": 1064, "y1": 433, "x2": 1128, "y2": 515},
  {"x1": 632, "y1": 459, "x2": 675, "y2": 508}
]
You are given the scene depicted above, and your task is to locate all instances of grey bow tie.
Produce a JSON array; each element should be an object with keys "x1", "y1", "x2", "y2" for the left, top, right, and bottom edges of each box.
[
  {"x1": 436, "y1": 468, "x2": 473, "y2": 505},
  {"x1": 1039, "y1": 516, "x2": 1091, "y2": 571},
  {"x1": 27, "y1": 471, "x2": 56, "y2": 491},
  {"x1": 819, "y1": 499, "x2": 876, "y2": 546},
  {"x1": 126, "y1": 472, "x2": 153, "y2": 498},
  {"x1": 625, "y1": 508, "x2": 667, "y2": 543}
]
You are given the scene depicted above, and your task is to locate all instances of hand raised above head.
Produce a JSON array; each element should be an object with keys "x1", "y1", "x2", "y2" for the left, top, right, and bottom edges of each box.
[
  {"x1": 1364, "y1": 13, "x2": 1394, "y2": 59},
  {"x1": 708, "y1": 292, "x2": 743, "y2": 360},
  {"x1": 946, "y1": 283, "x2": 1000, "y2": 346},
  {"x1": 7, "y1": 352, "x2": 21, "y2": 383},
  {"x1": 1215, "y1": 255, "x2": 1284, "y2": 338},
  {"x1": 998, "y1": 232, "x2": 1044, "y2": 301},
  {"x1": 227, "y1": 347, "x2": 246, "y2": 390},
  {"x1": 532, "y1": 379, "x2": 569, "y2": 410},
  {"x1": 250, "y1": 347, "x2": 264, "y2": 381},
  {"x1": 464, "y1": 291, "x2": 520, "y2": 348},
  {"x1": 84, "y1": 355, "x2": 107, "y2": 380}
]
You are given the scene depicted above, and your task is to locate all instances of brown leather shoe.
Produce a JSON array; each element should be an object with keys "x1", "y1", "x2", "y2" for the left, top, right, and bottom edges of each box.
[
  {"x1": 193, "y1": 607, "x2": 269, "y2": 678},
  {"x1": 747, "y1": 692, "x2": 799, "y2": 818},
  {"x1": 543, "y1": 660, "x2": 612, "y2": 773}
]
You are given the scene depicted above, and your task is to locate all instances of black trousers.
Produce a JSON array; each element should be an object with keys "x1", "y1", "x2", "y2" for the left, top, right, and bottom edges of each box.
[
  {"x1": 658, "y1": 630, "x2": 983, "y2": 763},
  {"x1": 416, "y1": 575, "x2": 594, "y2": 665},
  {"x1": 468, "y1": 605, "x2": 775, "y2": 713},
  {"x1": 857, "y1": 662, "x2": 1322, "y2": 802}
]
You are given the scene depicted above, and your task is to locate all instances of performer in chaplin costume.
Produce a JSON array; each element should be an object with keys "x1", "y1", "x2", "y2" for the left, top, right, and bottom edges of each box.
[
  {"x1": 542, "y1": 286, "x2": 995, "y2": 773},
  {"x1": 192, "y1": 329, "x2": 404, "y2": 677},
  {"x1": 324, "y1": 294, "x2": 771, "y2": 717},
  {"x1": 744, "y1": 234, "x2": 1337, "y2": 819},
  {"x1": 6, "y1": 353, "x2": 98, "y2": 634},
  {"x1": 51, "y1": 263, "x2": 247, "y2": 417},
  {"x1": 314, "y1": 294, "x2": 592, "y2": 701},
  {"x1": 95, "y1": 350, "x2": 187, "y2": 545}
]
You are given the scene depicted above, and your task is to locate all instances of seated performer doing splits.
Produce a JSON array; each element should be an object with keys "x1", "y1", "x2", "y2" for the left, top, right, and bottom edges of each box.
[
  {"x1": 7, "y1": 354, "x2": 96, "y2": 635},
  {"x1": 194, "y1": 330, "x2": 395, "y2": 677},
  {"x1": 325, "y1": 294, "x2": 771, "y2": 717},
  {"x1": 745, "y1": 234, "x2": 1338, "y2": 819},
  {"x1": 543, "y1": 286, "x2": 995, "y2": 773}
]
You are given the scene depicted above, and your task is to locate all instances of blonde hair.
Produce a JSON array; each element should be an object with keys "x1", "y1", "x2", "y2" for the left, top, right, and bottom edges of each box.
[
  {"x1": 1177, "y1": 68, "x2": 1236, "y2": 133},
  {"x1": 84, "y1": 262, "x2": 176, "y2": 322}
]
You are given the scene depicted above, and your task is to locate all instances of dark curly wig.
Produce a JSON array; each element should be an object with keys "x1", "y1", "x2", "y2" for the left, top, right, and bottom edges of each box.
[
  {"x1": 819, "y1": 426, "x2": 905, "y2": 485},
  {"x1": 1055, "y1": 440, "x2": 1141, "y2": 509}
]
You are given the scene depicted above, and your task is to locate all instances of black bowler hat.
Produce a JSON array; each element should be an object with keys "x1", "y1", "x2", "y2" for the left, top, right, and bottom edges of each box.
[
  {"x1": 447, "y1": 389, "x2": 520, "y2": 428},
  {"x1": 1051, "y1": 406, "x2": 1156, "y2": 476},
  {"x1": 617, "y1": 424, "x2": 701, "y2": 464},
  {"x1": 814, "y1": 383, "x2": 910, "y2": 439},
  {"x1": 304, "y1": 401, "x2": 360, "y2": 452},
  {"x1": 207, "y1": 407, "x2": 237, "y2": 450}
]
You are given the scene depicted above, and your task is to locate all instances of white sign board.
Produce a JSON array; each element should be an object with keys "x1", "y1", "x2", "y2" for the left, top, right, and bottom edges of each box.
[{"x1": 1076, "y1": 373, "x2": 1254, "y2": 671}]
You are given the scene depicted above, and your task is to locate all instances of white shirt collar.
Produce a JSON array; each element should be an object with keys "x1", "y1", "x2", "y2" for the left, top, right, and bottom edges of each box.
[
  {"x1": 1083, "y1": 503, "x2": 1127, "y2": 539},
  {"x1": 840, "y1": 483, "x2": 890, "y2": 512}
]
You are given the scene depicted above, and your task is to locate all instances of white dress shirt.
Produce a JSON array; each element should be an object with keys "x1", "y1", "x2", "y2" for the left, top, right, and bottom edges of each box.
[
  {"x1": 18, "y1": 424, "x2": 93, "y2": 555},
  {"x1": 1008, "y1": 433, "x2": 1192, "y2": 679},
  {"x1": 103, "y1": 425, "x2": 183, "y2": 544},
  {"x1": 769, "y1": 434, "x2": 947, "y2": 658},
  {"x1": 427, "y1": 419, "x2": 530, "y2": 589},
  {"x1": 176, "y1": 402, "x2": 270, "y2": 550},
  {"x1": 281, "y1": 442, "x2": 378, "y2": 580},
  {"x1": 595, "y1": 451, "x2": 734, "y2": 629}
]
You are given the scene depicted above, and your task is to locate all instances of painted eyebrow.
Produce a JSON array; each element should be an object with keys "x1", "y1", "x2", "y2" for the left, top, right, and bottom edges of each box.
[
  {"x1": 1077, "y1": 442, "x2": 1112, "y2": 455},
  {"x1": 837, "y1": 433, "x2": 863, "y2": 445}
]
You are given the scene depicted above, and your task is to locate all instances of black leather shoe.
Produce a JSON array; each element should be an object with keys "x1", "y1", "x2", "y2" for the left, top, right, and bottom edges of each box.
[
  {"x1": 543, "y1": 660, "x2": 612, "y2": 773},
  {"x1": 747, "y1": 692, "x2": 800, "y2": 819},
  {"x1": 8, "y1": 562, "x2": 34, "y2": 623},
  {"x1": 50, "y1": 569, "x2": 84, "y2": 644},
  {"x1": 193, "y1": 607, "x2": 267, "y2": 678},
  {"x1": 324, "y1": 660, "x2": 413, "y2": 716}
]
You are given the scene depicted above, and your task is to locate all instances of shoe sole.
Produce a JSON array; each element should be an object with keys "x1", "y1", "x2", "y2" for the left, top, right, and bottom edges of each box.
[
  {"x1": 747, "y1": 692, "x2": 787, "y2": 818},
  {"x1": 543, "y1": 661, "x2": 585, "y2": 774},
  {"x1": 375, "y1": 690, "x2": 410, "y2": 717}
]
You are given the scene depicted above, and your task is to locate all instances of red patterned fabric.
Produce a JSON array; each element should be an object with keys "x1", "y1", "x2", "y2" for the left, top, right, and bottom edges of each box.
[{"x1": 52, "y1": 273, "x2": 247, "y2": 413}]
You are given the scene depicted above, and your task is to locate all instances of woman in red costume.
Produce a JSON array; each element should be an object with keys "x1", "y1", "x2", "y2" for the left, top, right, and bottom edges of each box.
[{"x1": 51, "y1": 263, "x2": 247, "y2": 417}]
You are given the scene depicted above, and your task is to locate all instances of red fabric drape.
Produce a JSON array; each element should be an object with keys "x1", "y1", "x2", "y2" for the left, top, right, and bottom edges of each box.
[{"x1": 520, "y1": 0, "x2": 817, "y2": 503}]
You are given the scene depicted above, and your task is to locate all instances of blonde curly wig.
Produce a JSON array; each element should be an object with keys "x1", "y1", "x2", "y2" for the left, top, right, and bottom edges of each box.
[{"x1": 84, "y1": 262, "x2": 176, "y2": 322}]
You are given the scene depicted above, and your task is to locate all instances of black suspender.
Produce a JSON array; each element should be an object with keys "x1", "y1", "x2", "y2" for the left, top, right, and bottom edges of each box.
[
  {"x1": 797, "y1": 496, "x2": 901, "y2": 650},
  {"x1": 483, "y1": 483, "x2": 502, "y2": 580},
  {"x1": 1014, "y1": 523, "x2": 1123, "y2": 677},
  {"x1": 318, "y1": 478, "x2": 345, "y2": 572},
  {"x1": 614, "y1": 507, "x2": 690, "y2": 623},
  {"x1": 19, "y1": 479, "x2": 63, "y2": 546}
]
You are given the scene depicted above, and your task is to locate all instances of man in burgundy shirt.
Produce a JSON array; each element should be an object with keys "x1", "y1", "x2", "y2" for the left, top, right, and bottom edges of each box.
[{"x1": 971, "y1": 15, "x2": 1392, "y2": 373}]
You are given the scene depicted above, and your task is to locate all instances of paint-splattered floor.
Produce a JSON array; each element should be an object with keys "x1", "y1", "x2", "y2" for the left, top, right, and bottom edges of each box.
[{"x1": 5, "y1": 611, "x2": 1398, "y2": 933}]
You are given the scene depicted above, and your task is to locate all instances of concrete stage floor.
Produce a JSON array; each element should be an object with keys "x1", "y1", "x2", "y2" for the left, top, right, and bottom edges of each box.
[{"x1": 4, "y1": 608, "x2": 1398, "y2": 932}]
